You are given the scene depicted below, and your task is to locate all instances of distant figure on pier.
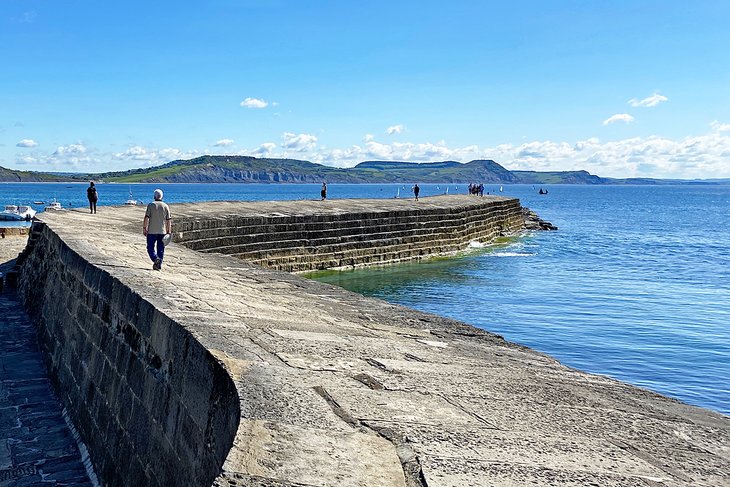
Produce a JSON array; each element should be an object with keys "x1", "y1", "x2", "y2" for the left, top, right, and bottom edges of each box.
[
  {"x1": 142, "y1": 189, "x2": 172, "y2": 271},
  {"x1": 413, "y1": 183, "x2": 420, "y2": 201},
  {"x1": 86, "y1": 181, "x2": 98, "y2": 214},
  {"x1": 478, "y1": 183, "x2": 484, "y2": 197},
  {"x1": 321, "y1": 182, "x2": 327, "y2": 200}
]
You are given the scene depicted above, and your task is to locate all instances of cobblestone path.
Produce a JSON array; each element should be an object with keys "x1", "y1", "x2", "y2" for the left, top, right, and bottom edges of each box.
[{"x1": 0, "y1": 291, "x2": 94, "y2": 487}]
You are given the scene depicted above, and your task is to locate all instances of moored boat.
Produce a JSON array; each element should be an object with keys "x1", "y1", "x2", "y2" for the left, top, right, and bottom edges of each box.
[
  {"x1": 46, "y1": 199, "x2": 63, "y2": 211},
  {"x1": 124, "y1": 188, "x2": 137, "y2": 206},
  {"x1": 0, "y1": 205, "x2": 36, "y2": 221}
]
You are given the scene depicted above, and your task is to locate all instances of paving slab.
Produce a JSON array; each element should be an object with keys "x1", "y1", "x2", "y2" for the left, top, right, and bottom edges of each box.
[{"x1": 0, "y1": 291, "x2": 93, "y2": 487}]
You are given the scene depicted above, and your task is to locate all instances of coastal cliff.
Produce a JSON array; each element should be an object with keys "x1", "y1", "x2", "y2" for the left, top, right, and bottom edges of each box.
[{"x1": 0, "y1": 157, "x2": 608, "y2": 184}]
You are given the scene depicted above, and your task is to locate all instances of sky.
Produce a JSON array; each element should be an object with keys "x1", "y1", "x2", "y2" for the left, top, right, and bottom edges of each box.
[{"x1": 2, "y1": 0, "x2": 730, "y2": 179}]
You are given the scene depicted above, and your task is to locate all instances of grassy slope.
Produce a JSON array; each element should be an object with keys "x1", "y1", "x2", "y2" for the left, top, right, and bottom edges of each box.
[{"x1": 0, "y1": 166, "x2": 77, "y2": 182}]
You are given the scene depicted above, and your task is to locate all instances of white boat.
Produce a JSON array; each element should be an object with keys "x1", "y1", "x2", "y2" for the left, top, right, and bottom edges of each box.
[
  {"x1": 0, "y1": 205, "x2": 36, "y2": 221},
  {"x1": 124, "y1": 188, "x2": 137, "y2": 206},
  {"x1": 46, "y1": 199, "x2": 63, "y2": 211}
]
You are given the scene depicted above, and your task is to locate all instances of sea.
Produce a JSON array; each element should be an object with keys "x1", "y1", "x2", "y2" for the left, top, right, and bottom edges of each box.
[{"x1": 1, "y1": 182, "x2": 728, "y2": 415}]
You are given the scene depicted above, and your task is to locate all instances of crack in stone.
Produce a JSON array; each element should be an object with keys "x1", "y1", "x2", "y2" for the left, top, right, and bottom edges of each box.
[
  {"x1": 607, "y1": 439, "x2": 694, "y2": 483},
  {"x1": 362, "y1": 422, "x2": 429, "y2": 487},
  {"x1": 352, "y1": 373, "x2": 384, "y2": 390},
  {"x1": 312, "y1": 386, "x2": 359, "y2": 428},
  {"x1": 313, "y1": 385, "x2": 428, "y2": 487},
  {"x1": 439, "y1": 394, "x2": 503, "y2": 430},
  {"x1": 404, "y1": 353, "x2": 425, "y2": 362}
]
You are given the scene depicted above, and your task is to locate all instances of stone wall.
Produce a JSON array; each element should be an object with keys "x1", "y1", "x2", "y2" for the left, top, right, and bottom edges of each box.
[
  {"x1": 15, "y1": 222, "x2": 240, "y2": 487},
  {"x1": 174, "y1": 197, "x2": 524, "y2": 272}
]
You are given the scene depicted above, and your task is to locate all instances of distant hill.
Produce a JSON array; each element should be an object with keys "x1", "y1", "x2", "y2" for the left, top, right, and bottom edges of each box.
[
  {"x1": 0, "y1": 156, "x2": 721, "y2": 185},
  {"x1": 0, "y1": 166, "x2": 76, "y2": 182}
]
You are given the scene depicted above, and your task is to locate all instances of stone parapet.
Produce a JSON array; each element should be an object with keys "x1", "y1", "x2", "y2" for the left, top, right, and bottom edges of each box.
[
  {"x1": 15, "y1": 222, "x2": 239, "y2": 486},
  {"x1": 172, "y1": 196, "x2": 523, "y2": 271}
]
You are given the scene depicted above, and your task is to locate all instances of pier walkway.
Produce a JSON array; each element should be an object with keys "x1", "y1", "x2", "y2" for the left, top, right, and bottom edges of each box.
[
  {"x1": 10, "y1": 199, "x2": 730, "y2": 486},
  {"x1": 0, "y1": 290, "x2": 93, "y2": 486}
]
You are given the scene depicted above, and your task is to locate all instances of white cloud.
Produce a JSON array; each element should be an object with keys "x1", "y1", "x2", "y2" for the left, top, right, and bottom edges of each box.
[
  {"x1": 386, "y1": 124, "x2": 405, "y2": 135},
  {"x1": 240, "y1": 97, "x2": 268, "y2": 109},
  {"x1": 16, "y1": 139, "x2": 39, "y2": 148},
  {"x1": 281, "y1": 132, "x2": 317, "y2": 152},
  {"x1": 710, "y1": 120, "x2": 730, "y2": 132},
  {"x1": 14, "y1": 11, "x2": 37, "y2": 23},
  {"x1": 603, "y1": 113, "x2": 635, "y2": 125},
  {"x1": 114, "y1": 146, "x2": 150, "y2": 160},
  {"x1": 305, "y1": 129, "x2": 730, "y2": 179},
  {"x1": 53, "y1": 143, "x2": 87, "y2": 156},
  {"x1": 9, "y1": 122, "x2": 730, "y2": 179},
  {"x1": 214, "y1": 139, "x2": 235, "y2": 147},
  {"x1": 17, "y1": 143, "x2": 100, "y2": 170},
  {"x1": 254, "y1": 142, "x2": 277, "y2": 155},
  {"x1": 629, "y1": 93, "x2": 668, "y2": 108},
  {"x1": 114, "y1": 146, "x2": 198, "y2": 166}
]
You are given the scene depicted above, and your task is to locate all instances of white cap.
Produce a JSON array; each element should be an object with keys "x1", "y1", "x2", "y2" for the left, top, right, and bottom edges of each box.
[{"x1": 153, "y1": 189, "x2": 163, "y2": 200}]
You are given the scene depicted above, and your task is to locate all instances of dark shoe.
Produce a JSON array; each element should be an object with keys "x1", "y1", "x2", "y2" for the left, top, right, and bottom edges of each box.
[{"x1": 153, "y1": 258, "x2": 161, "y2": 270}]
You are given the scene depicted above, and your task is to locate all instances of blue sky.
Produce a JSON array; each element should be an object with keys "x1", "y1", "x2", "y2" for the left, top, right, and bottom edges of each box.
[{"x1": 2, "y1": 1, "x2": 730, "y2": 178}]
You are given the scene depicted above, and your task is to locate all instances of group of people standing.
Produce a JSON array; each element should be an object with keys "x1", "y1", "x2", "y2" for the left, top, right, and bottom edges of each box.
[
  {"x1": 468, "y1": 183, "x2": 485, "y2": 196},
  {"x1": 86, "y1": 181, "x2": 172, "y2": 271}
]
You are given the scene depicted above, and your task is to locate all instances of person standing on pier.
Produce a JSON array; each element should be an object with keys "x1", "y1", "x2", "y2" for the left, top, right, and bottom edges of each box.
[
  {"x1": 86, "y1": 181, "x2": 98, "y2": 214},
  {"x1": 142, "y1": 189, "x2": 172, "y2": 271},
  {"x1": 321, "y1": 182, "x2": 327, "y2": 200},
  {"x1": 413, "y1": 183, "x2": 420, "y2": 201}
]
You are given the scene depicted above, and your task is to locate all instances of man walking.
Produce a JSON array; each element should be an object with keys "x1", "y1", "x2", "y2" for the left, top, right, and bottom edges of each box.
[{"x1": 142, "y1": 189, "x2": 172, "y2": 270}]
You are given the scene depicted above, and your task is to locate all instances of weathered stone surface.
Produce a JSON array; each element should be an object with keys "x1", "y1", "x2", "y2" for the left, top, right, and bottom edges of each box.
[
  {"x1": 171, "y1": 196, "x2": 525, "y2": 272},
  {"x1": 10, "y1": 196, "x2": 730, "y2": 486}
]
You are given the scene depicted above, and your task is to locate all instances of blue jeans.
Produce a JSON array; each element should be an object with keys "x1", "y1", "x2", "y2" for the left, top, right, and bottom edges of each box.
[{"x1": 146, "y1": 234, "x2": 165, "y2": 263}]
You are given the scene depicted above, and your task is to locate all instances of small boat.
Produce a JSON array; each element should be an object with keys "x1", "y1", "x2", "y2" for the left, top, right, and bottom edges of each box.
[
  {"x1": 46, "y1": 198, "x2": 63, "y2": 211},
  {"x1": 33, "y1": 201, "x2": 45, "y2": 205},
  {"x1": 124, "y1": 188, "x2": 137, "y2": 206},
  {"x1": 0, "y1": 204, "x2": 36, "y2": 221}
]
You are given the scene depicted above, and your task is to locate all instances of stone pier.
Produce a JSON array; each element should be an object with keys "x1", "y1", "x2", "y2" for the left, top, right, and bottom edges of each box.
[{"x1": 7, "y1": 196, "x2": 730, "y2": 486}]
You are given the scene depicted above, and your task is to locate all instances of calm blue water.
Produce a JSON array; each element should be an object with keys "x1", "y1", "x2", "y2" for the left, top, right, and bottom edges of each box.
[{"x1": 2, "y1": 182, "x2": 728, "y2": 415}]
